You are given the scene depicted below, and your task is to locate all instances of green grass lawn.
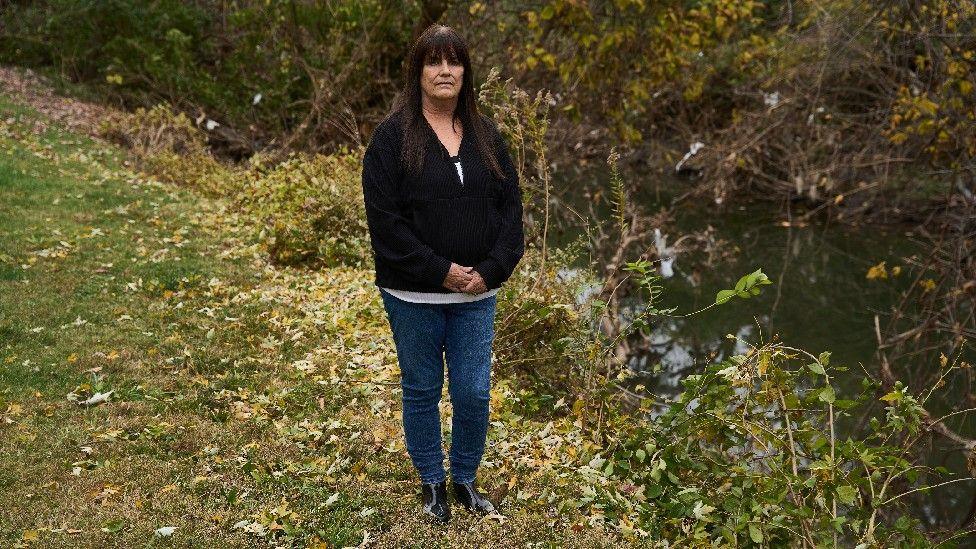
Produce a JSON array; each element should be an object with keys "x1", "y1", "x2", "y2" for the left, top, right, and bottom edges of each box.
[{"x1": 0, "y1": 95, "x2": 621, "y2": 548}]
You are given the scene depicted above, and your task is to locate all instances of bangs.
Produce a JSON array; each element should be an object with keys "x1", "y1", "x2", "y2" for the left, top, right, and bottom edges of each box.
[{"x1": 421, "y1": 32, "x2": 463, "y2": 65}]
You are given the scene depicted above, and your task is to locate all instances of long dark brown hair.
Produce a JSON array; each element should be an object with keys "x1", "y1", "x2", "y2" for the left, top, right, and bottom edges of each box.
[{"x1": 386, "y1": 24, "x2": 506, "y2": 181}]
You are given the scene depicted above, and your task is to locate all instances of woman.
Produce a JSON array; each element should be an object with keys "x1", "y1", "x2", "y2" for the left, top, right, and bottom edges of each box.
[{"x1": 360, "y1": 24, "x2": 525, "y2": 524}]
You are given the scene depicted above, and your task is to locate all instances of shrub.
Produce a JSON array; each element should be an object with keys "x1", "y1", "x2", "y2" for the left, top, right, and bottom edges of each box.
[
  {"x1": 99, "y1": 103, "x2": 238, "y2": 196},
  {"x1": 98, "y1": 102, "x2": 367, "y2": 266},
  {"x1": 0, "y1": 0, "x2": 419, "y2": 151},
  {"x1": 491, "y1": 240, "x2": 602, "y2": 416},
  {"x1": 99, "y1": 103, "x2": 206, "y2": 157},
  {"x1": 139, "y1": 150, "x2": 240, "y2": 198},
  {"x1": 570, "y1": 338, "x2": 961, "y2": 546},
  {"x1": 236, "y1": 151, "x2": 369, "y2": 268}
]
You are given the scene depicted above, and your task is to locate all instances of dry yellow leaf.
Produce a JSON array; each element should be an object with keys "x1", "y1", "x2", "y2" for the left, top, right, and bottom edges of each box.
[
  {"x1": 572, "y1": 398, "x2": 585, "y2": 415},
  {"x1": 866, "y1": 261, "x2": 888, "y2": 280}
]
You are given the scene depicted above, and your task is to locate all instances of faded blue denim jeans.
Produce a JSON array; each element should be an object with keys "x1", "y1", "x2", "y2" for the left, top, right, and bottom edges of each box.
[{"x1": 379, "y1": 289, "x2": 497, "y2": 485}]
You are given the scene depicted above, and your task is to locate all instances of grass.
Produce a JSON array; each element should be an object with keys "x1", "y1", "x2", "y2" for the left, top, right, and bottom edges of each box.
[{"x1": 0, "y1": 94, "x2": 623, "y2": 547}]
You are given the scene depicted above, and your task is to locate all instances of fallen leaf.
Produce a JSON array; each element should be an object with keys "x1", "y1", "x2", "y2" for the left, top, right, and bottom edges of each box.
[
  {"x1": 154, "y1": 526, "x2": 176, "y2": 537},
  {"x1": 80, "y1": 391, "x2": 113, "y2": 406}
]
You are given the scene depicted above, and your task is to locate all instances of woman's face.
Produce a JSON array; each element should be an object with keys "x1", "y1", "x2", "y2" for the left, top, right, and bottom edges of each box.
[{"x1": 420, "y1": 54, "x2": 463, "y2": 103}]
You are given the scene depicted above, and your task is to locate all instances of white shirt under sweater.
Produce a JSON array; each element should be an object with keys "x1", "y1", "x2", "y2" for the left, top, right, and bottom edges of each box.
[{"x1": 380, "y1": 157, "x2": 499, "y2": 303}]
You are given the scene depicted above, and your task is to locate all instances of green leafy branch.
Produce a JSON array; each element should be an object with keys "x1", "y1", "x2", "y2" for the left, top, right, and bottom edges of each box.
[{"x1": 715, "y1": 268, "x2": 773, "y2": 305}]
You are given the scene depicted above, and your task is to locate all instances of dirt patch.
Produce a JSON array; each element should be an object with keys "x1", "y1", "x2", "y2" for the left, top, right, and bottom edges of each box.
[{"x1": 0, "y1": 66, "x2": 116, "y2": 136}]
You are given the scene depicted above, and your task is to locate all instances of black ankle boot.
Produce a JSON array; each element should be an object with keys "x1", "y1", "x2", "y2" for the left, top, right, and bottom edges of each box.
[
  {"x1": 451, "y1": 479, "x2": 496, "y2": 514},
  {"x1": 421, "y1": 480, "x2": 450, "y2": 524}
]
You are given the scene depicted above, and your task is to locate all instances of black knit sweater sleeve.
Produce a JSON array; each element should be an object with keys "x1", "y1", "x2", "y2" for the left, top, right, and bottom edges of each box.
[
  {"x1": 361, "y1": 119, "x2": 453, "y2": 288},
  {"x1": 472, "y1": 125, "x2": 525, "y2": 289}
]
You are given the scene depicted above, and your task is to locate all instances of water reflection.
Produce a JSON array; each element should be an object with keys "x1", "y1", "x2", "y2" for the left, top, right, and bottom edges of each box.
[{"x1": 560, "y1": 200, "x2": 920, "y2": 399}]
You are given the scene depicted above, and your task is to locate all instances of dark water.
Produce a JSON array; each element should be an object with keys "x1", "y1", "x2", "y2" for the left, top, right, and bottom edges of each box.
[
  {"x1": 547, "y1": 165, "x2": 975, "y2": 536},
  {"x1": 549, "y1": 167, "x2": 921, "y2": 392},
  {"x1": 628, "y1": 200, "x2": 921, "y2": 395}
]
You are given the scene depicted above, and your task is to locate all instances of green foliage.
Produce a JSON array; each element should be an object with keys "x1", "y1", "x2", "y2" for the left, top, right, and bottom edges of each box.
[
  {"x1": 606, "y1": 148, "x2": 627, "y2": 243},
  {"x1": 0, "y1": 0, "x2": 418, "y2": 149},
  {"x1": 578, "y1": 341, "x2": 945, "y2": 545},
  {"x1": 715, "y1": 268, "x2": 773, "y2": 305},
  {"x1": 621, "y1": 259, "x2": 667, "y2": 306},
  {"x1": 236, "y1": 151, "x2": 370, "y2": 268},
  {"x1": 515, "y1": 0, "x2": 770, "y2": 143},
  {"x1": 492, "y1": 240, "x2": 601, "y2": 411},
  {"x1": 0, "y1": 0, "x2": 215, "y2": 102},
  {"x1": 97, "y1": 101, "x2": 368, "y2": 267},
  {"x1": 477, "y1": 66, "x2": 554, "y2": 249},
  {"x1": 140, "y1": 150, "x2": 240, "y2": 198}
]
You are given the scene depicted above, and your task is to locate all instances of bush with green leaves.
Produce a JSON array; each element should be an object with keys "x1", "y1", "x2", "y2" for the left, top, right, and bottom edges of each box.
[
  {"x1": 0, "y1": 0, "x2": 419, "y2": 151},
  {"x1": 489, "y1": 239, "x2": 603, "y2": 415},
  {"x1": 570, "y1": 329, "x2": 961, "y2": 546},
  {"x1": 236, "y1": 151, "x2": 370, "y2": 268}
]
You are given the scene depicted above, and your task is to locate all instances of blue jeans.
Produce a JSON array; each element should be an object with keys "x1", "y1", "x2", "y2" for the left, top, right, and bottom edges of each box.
[{"x1": 379, "y1": 289, "x2": 497, "y2": 485}]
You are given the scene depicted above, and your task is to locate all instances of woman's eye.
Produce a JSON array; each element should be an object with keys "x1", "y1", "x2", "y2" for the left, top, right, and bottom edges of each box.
[{"x1": 426, "y1": 58, "x2": 460, "y2": 66}]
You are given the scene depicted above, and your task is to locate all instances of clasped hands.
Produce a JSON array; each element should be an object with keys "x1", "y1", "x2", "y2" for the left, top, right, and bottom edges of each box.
[{"x1": 442, "y1": 262, "x2": 487, "y2": 294}]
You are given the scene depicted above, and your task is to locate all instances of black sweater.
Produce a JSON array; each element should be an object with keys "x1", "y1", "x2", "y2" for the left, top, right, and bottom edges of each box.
[{"x1": 361, "y1": 111, "x2": 525, "y2": 293}]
